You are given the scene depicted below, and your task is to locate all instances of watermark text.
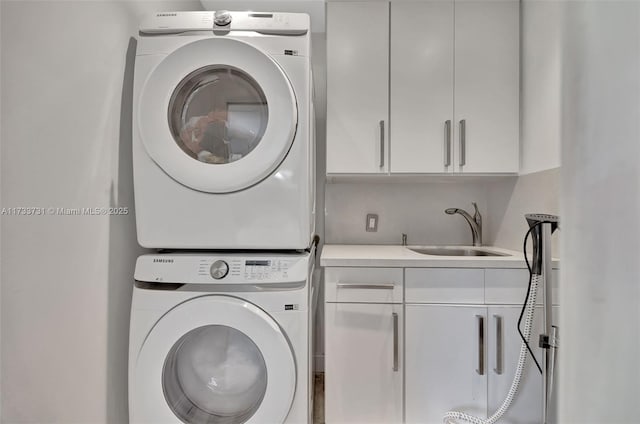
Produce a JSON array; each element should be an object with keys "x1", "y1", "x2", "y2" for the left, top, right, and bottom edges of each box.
[{"x1": 1, "y1": 207, "x2": 130, "y2": 216}]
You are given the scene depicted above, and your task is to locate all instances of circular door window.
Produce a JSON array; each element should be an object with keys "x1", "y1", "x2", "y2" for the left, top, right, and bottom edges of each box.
[
  {"x1": 163, "y1": 325, "x2": 268, "y2": 423},
  {"x1": 133, "y1": 295, "x2": 296, "y2": 423},
  {"x1": 168, "y1": 66, "x2": 269, "y2": 165},
  {"x1": 137, "y1": 38, "x2": 297, "y2": 193}
]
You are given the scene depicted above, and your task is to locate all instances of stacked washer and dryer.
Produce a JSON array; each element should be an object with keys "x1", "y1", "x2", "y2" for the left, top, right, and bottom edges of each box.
[{"x1": 129, "y1": 11, "x2": 317, "y2": 424}]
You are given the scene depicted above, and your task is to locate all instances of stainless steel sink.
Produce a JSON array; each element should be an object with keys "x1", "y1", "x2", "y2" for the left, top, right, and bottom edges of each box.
[{"x1": 408, "y1": 246, "x2": 510, "y2": 257}]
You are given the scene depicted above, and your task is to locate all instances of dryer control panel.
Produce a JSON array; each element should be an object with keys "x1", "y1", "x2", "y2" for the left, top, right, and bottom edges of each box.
[
  {"x1": 140, "y1": 11, "x2": 309, "y2": 36},
  {"x1": 135, "y1": 252, "x2": 310, "y2": 285}
]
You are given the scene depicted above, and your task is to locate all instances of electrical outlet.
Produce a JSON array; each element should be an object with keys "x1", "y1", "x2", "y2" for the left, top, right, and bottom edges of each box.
[{"x1": 366, "y1": 214, "x2": 378, "y2": 232}]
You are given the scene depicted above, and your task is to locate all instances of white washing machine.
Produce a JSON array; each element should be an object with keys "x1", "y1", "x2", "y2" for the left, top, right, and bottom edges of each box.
[
  {"x1": 129, "y1": 250, "x2": 317, "y2": 424},
  {"x1": 133, "y1": 11, "x2": 315, "y2": 249}
]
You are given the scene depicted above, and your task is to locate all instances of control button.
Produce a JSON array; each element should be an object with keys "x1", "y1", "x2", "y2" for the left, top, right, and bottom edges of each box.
[
  {"x1": 210, "y1": 260, "x2": 229, "y2": 279},
  {"x1": 214, "y1": 10, "x2": 232, "y2": 26}
]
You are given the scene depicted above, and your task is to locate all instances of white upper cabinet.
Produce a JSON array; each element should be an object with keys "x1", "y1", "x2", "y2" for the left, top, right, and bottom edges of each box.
[
  {"x1": 327, "y1": 0, "x2": 520, "y2": 175},
  {"x1": 326, "y1": 2, "x2": 389, "y2": 174},
  {"x1": 454, "y1": 0, "x2": 520, "y2": 173},
  {"x1": 390, "y1": 1, "x2": 455, "y2": 173}
]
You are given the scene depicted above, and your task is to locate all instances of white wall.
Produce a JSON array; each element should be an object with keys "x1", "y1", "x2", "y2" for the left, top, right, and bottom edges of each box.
[
  {"x1": 520, "y1": 0, "x2": 562, "y2": 174},
  {"x1": 0, "y1": 3, "x2": 3, "y2": 419},
  {"x1": 486, "y1": 168, "x2": 560, "y2": 253},
  {"x1": 559, "y1": 2, "x2": 640, "y2": 422},
  {"x1": 0, "y1": 1, "x2": 201, "y2": 423}
]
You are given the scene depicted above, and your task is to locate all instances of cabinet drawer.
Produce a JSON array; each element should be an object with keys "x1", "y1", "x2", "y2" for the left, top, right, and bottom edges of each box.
[
  {"x1": 485, "y1": 268, "x2": 560, "y2": 306},
  {"x1": 405, "y1": 268, "x2": 484, "y2": 303},
  {"x1": 325, "y1": 267, "x2": 403, "y2": 303}
]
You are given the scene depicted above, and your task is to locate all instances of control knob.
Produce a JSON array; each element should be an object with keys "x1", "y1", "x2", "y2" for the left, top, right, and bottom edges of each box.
[
  {"x1": 214, "y1": 10, "x2": 232, "y2": 26},
  {"x1": 210, "y1": 260, "x2": 229, "y2": 279}
]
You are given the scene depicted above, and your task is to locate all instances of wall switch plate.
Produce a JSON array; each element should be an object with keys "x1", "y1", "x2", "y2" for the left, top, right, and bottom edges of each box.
[{"x1": 366, "y1": 214, "x2": 378, "y2": 232}]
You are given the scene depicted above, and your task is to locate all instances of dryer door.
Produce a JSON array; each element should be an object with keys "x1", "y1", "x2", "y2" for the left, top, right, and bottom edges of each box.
[
  {"x1": 137, "y1": 37, "x2": 297, "y2": 193},
  {"x1": 134, "y1": 295, "x2": 296, "y2": 423}
]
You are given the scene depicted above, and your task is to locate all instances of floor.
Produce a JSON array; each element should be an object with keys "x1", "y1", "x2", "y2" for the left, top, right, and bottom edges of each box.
[{"x1": 313, "y1": 373, "x2": 325, "y2": 424}]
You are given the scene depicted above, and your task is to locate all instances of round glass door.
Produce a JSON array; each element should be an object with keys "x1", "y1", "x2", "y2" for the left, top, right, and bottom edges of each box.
[
  {"x1": 168, "y1": 66, "x2": 269, "y2": 165},
  {"x1": 137, "y1": 38, "x2": 297, "y2": 193},
  {"x1": 163, "y1": 325, "x2": 268, "y2": 423},
  {"x1": 133, "y1": 295, "x2": 296, "y2": 424}
]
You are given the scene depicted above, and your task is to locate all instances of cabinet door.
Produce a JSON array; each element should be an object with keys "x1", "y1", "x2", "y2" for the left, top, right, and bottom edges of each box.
[
  {"x1": 326, "y1": 2, "x2": 389, "y2": 174},
  {"x1": 325, "y1": 303, "x2": 402, "y2": 423},
  {"x1": 405, "y1": 305, "x2": 487, "y2": 423},
  {"x1": 390, "y1": 1, "x2": 454, "y2": 173},
  {"x1": 454, "y1": 0, "x2": 519, "y2": 173},
  {"x1": 487, "y1": 306, "x2": 543, "y2": 423}
]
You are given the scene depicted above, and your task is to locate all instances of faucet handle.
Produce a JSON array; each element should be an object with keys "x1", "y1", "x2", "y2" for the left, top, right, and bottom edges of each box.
[{"x1": 472, "y1": 202, "x2": 481, "y2": 224}]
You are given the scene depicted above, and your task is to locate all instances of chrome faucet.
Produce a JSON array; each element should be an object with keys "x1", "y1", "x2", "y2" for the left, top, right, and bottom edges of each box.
[{"x1": 445, "y1": 202, "x2": 482, "y2": 246}]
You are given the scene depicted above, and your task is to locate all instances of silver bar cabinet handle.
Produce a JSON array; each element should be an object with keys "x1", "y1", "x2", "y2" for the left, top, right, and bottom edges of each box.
[
  {"x1": 392, "y1": 312, "x2": 399, "y2": 372},
  {"x1": 459, "y1": 119, "x2": 466, "y2": 167},
  {"x1": 336, "y1": 283, "x2": 395, "y2": 290},
  {"x1": 379, "y1": 120, "x2": 385, "y2": 168},
  {"x1": 494, "y1": 315, "x2": 503, "y2": 375},
  {"x1": 444, "y1": 120, "x2": 452, "y2": 166},
  {"x1": 476, "y1": 314, "x2": 484, "y2": 375}
]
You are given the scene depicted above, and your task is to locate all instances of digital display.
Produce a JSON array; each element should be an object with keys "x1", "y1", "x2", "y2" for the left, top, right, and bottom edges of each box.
[{"x1": 246, "y1": 260, "x2": 271, "y2": 266}]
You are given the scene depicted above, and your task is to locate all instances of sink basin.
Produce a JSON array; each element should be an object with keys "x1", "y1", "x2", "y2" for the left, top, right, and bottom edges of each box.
[{"x1": 408, "y1": 246, "x2": 510, "y2": 257}]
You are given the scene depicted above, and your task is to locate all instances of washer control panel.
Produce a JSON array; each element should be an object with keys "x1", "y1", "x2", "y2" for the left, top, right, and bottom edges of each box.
[
  {"x1": 243, "y1": 259, "x2": 290, "y2": 281},
  {"x1": 199, "y1": 258, "x2": 293, "y2": 281},
  {"x1": 135, "y1": 253, "x2": 309, "y2": 284}
]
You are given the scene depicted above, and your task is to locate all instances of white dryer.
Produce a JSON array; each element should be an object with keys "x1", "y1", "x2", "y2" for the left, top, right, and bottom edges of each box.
[
  {"x1": 129, "y1": 251, "x2": 317, "y2": 424},
  {"x1": 133, "y1": 11, "x2": 315, "y2": 249}
]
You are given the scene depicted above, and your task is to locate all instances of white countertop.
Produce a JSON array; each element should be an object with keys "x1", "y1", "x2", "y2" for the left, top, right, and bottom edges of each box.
[{"x1": 321, "y1": 244, "x2": 559, "y2": 269}]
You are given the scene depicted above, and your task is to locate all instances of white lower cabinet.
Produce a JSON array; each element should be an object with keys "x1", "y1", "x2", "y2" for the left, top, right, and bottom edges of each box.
[
  {"x1": 406, "y1": 304, "x2": 547, "y2": 424},
  {"x1": 405, "y1": 268, "x2": 554, "y2": 424},
  {"x1": 324, "y1": 267, "x2": 403, "y2": 423},
  {"x1": 487, "y1": 306, "x2": 543, "y2": 424},
  {"x1": 487, "y1": 305, "x2": 560, "y2": 424},
  {"x1": 325, "y1": 267, "x2": 556, "y2": 423},
  {"x1": 325, "y1": 303, "x2": 403, "y2": 423},
  {"x1": 405, "y1": 305, "x2": 487, "y2": 423}
]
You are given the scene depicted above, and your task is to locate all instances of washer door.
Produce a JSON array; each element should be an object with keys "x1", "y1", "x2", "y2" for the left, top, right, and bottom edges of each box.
[
  {"x1": 135, "y1": 295, "x2": 296, "y2": 424},
  {"x1": 138, "y1": 37, "x2": 297, "y2": 193}
]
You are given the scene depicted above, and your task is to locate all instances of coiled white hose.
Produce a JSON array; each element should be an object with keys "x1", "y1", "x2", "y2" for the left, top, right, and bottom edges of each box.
[{"x1": 443, "y1": 274, "x2": 541, "y2": 424}]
